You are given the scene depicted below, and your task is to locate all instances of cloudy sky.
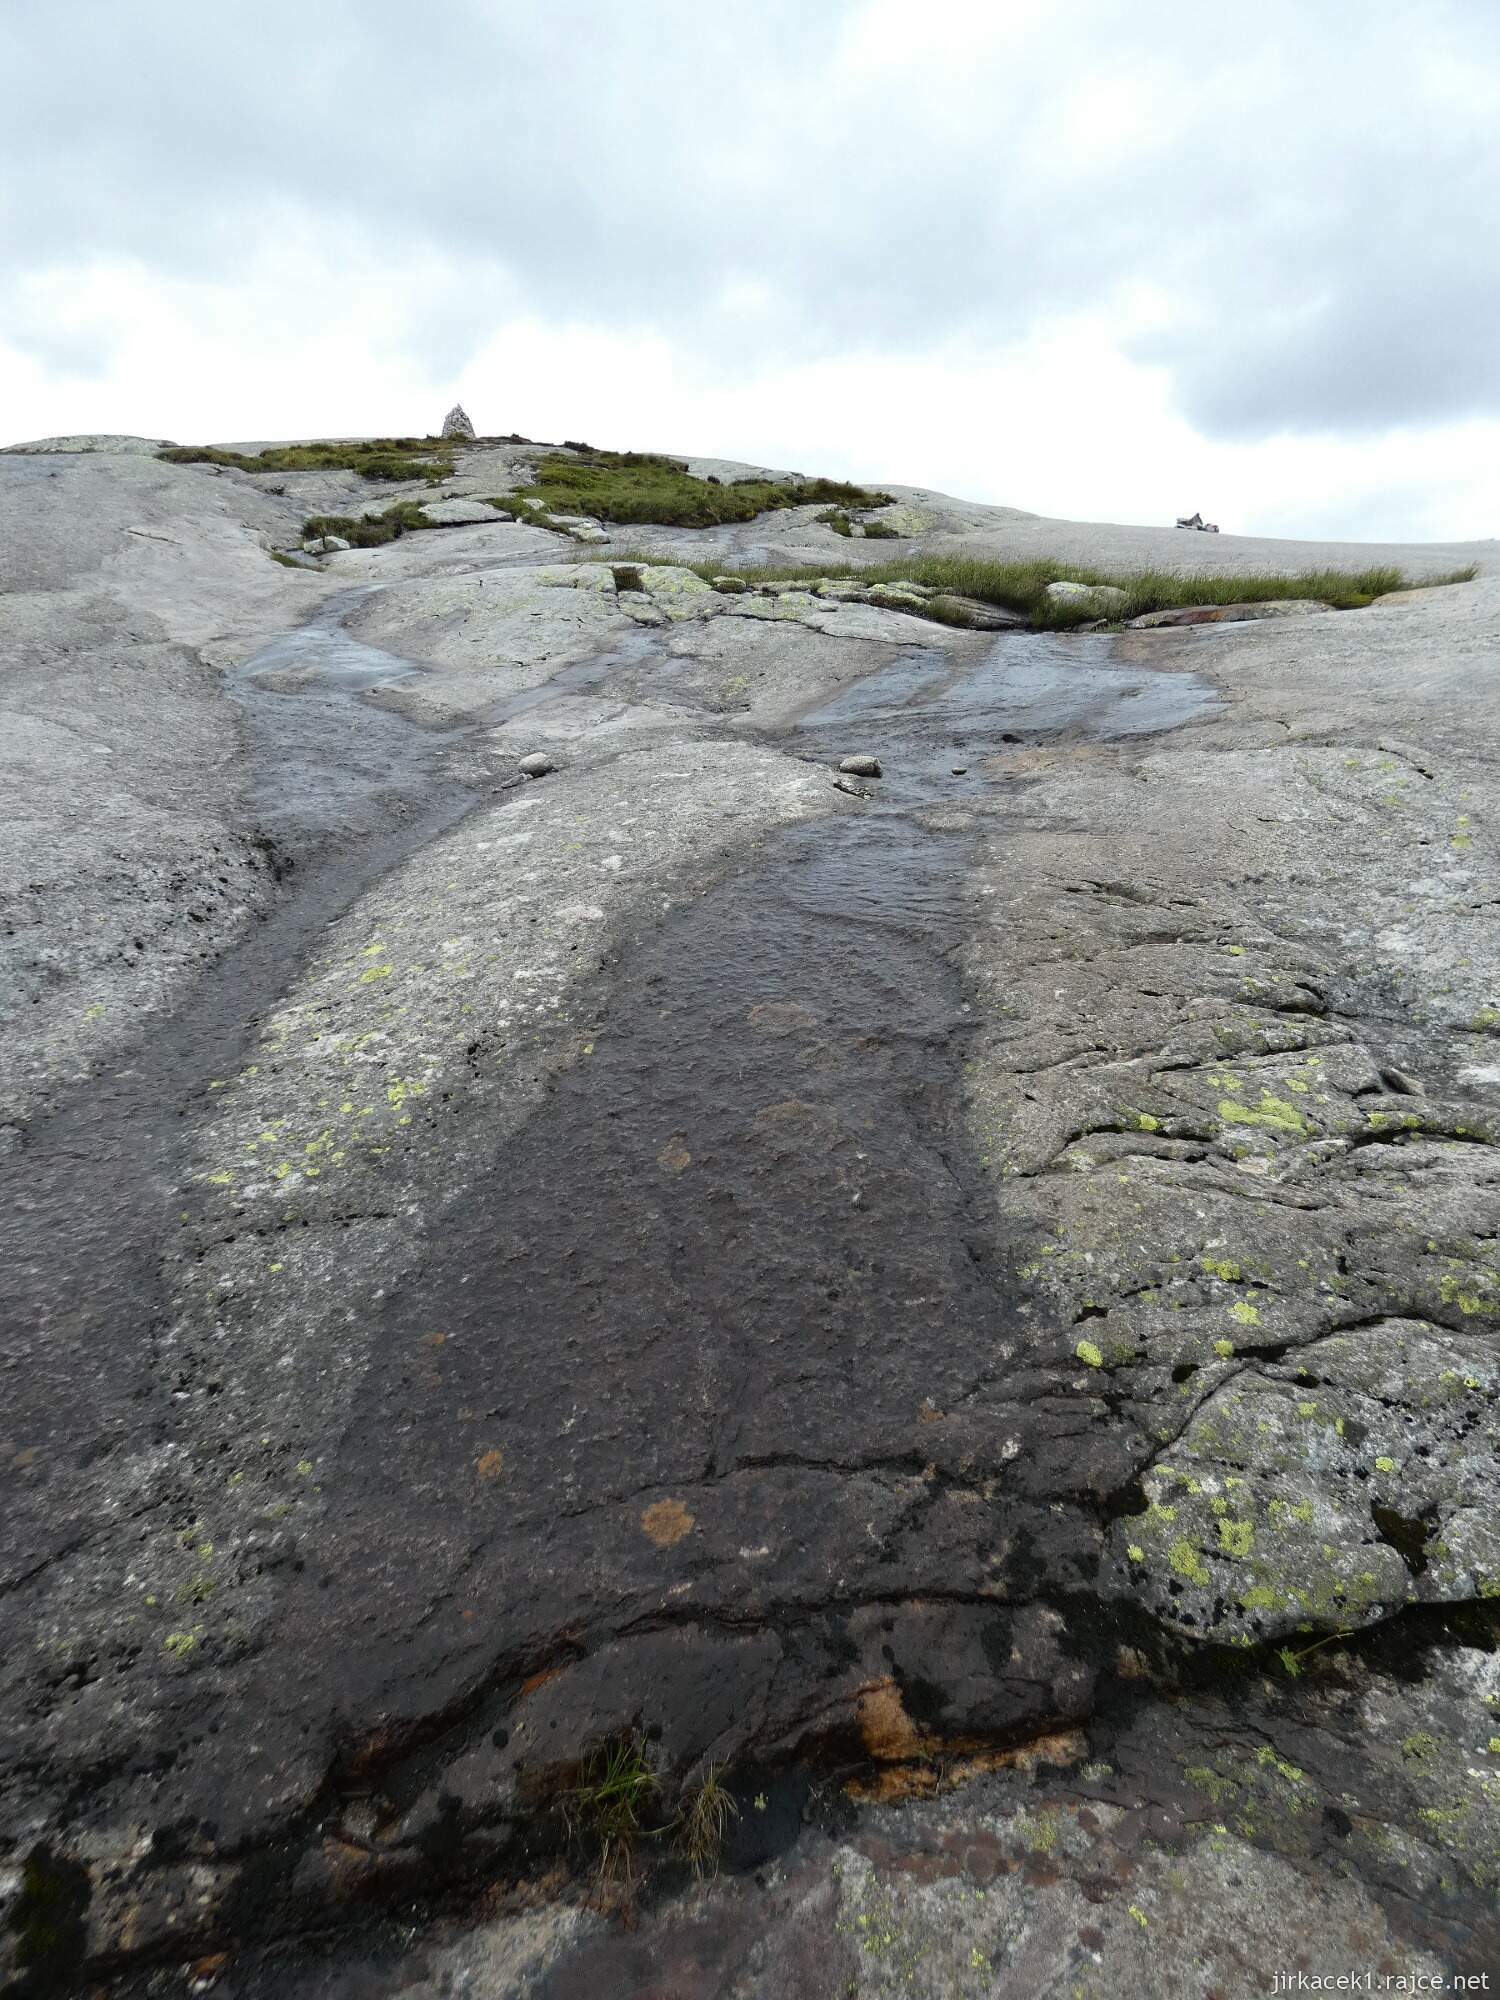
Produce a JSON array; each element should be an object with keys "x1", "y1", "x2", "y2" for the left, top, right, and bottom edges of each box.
[{"x1": 3, "y1": 0, "x2": 1497, "y2": 540}]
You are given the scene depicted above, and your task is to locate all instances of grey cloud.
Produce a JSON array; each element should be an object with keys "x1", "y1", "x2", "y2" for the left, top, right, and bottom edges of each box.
[{"x1": 2, "y1": 0, "x2": 1497, "y2": 438}]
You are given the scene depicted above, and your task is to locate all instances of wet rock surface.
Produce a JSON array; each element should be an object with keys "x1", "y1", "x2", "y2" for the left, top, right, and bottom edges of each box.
[{"x1": 1, "y1": 439, "x2": 1497, "y2": 1994}]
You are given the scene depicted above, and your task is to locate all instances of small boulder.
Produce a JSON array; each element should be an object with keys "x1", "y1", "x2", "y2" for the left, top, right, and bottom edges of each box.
[
  {"x1": 301, "y1": 534, "x2": 350, "y2": 554},
  {"x1": 421, "y1": 498, "x2": 503, "y2": 526},
  {"x1": 1129, "y1": 599, "x2": 1333, "y2": 629},
  {"x1": 866, "y1": 584, "x2": 930, "y2": 613},
  {"x1": 951, "y1": 765, "x2": 968, "y2": 775},
  {"x1": 1045, "y1": 580, "x2": 1130, "y2": 615},
  {"x1": 547, "y1": 514, "x2": 609, "y2": 543},
  {"x1": 441, "y1": 403, "x2": 476, "y2": 441},
  {"x1": 518, "y1": 753, "x2": 556, "y2": 779},
  {"x1": 923, "y1": 594, "x2": 1025, "y2": 631},
  {"x1": 839, "y1": 754, "x2": 882, "y2": 778},
  {"x1": 711, "y1": 576, "x2": 748, "y2": 594}
]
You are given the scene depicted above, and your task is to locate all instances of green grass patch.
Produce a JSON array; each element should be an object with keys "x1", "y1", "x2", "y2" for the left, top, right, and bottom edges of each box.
[
  {"x1": 563, "y1": 1735, "x2": 659, "y2": 1881},
  {"x1": 500, "y1": 448, "x2": 894, "y2": 529},
  {"x1": 161, "y1": 438, "x2": 454, "y2": 481},
  {"x1": 677, "y1": 1763, "x2": 739, "y2": 1878},
  {"x1": 301, "y1": 502, "x2": 439, "y2": 548},
  {"x1": 266, "y1": 549, "x2": 307, "y2": 569},
  {"x1": 812, "y1": 506, "x2": 900, "y2": 539},
  {"x1": 612, "y1": 552, "x2": 1476, "y2": 628}
]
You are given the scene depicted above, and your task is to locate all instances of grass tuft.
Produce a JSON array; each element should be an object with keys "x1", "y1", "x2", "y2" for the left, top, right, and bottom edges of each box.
[
  {"x1": 677, "y1": 1763, "x2": 739, "y2": 1878},
  {"x1": 605, "y1": 552, "x2": 1477, "y2": 628},
  {"x1": 161, "y1": 438, "x2": 454, "y2": 482},
  {"x1": 501, "y1": 448, "x2": 893, "y2": 529},
  {"x1": 301, "y1": 502, "x2": 436, "y2": 548},
  {"x1": 563, "y1": 1736, "x2": 658, "y2": 1881}
]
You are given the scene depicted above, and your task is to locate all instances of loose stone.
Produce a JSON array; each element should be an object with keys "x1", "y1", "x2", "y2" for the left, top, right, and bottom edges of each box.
[
  {"x1": 1045, "y1": 579, "x2": 1130, "y2": 614},
  {"x1": 518, "y1": 753, "x2": 556, "y2": 778},
  {"x1": 839, "y1": 754, "x2": 882, "y2": 777},
  {"x1": 421, "y1": 498, "x2": 504, "y2": 527},
  {"x1": 1129, "y1": 599, "x2": 1332, "y2": 628}
]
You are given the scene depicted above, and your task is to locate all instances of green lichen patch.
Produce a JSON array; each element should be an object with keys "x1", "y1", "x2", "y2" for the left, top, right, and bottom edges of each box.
[
  {"x1": 1113, "y1": 1318, "x2": 1500, "y2": 1643},
  {"x1": 1218, "y1": 1092, "x2": 1309, "y2": 1139}
]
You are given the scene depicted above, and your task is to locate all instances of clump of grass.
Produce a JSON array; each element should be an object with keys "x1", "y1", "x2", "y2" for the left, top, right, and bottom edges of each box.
[
  {"x1": 815, "y1": 506, "x2": 904, "y2": 540},
  {"x1": 490, "y1": 493, "x2": 550, "y2": 528},
  {"x1": 563, "y1": 1735, "x2": 658, "y2": 1881},
  {"x1": 502, "y1": 448, "x2": 893, "y2": 529},
  {"x1": 618, "y1": 552, "x2": 1475, "y2": 628},
  {"x1": 161, "y1": 438, "x2": 454, "y2": 482},
  {"x1": 266, "y1": 549, "x2": 307, "y2": 569},
  {"x1": 1277, "y1": 1629, "x2": 1354, "y2": 1678},
  {"x1": 677, "y1": 1763, "x2": 739, "y2": 1878},
  {"x1": 301, "y1": 501, "x2": 436, "y2": 548}
]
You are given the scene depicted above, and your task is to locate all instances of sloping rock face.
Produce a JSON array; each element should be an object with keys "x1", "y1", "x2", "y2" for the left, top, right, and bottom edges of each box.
[
  {"x1": 418, "y1": 496, "x2": 502, "y2": 525},
  {"x1": 0, "y1": 432, "x2": 176, "y2": 454},
  {"x1": 0, "y1": 446, "x2": 1496, "y2": 1992},
  {"x1": 1131, "y1": 598, "x2": 1332, "y2": 627}
]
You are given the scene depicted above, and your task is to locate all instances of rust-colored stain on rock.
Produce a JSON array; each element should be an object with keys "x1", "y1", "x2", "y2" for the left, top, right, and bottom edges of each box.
[
  {"x1": 656, "y1": 1136, "x2": 692, "y2": 1173},
  {"x1": 475, "y1": 1447, "x2": 504, "y2": 1481},
  {"x1": 845, "y1": 1725, "x2": 1089, "y2": 1803},
  {"x1": 518, "y1": 1664, "x2": 565, "y2": 1699},
  {"x1": 855, "y1": 1678, "x2": 927, "y2": 1763},
  {"x1": 641, "y1": 1498, "x2": 695, "y2": 1546}
]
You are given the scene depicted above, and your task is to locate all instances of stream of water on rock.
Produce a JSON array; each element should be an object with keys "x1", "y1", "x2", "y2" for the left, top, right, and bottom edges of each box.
[
  {"x1": 8, "y1": 581, "x2": 1218, "y2": 1995},
  {"x1": 120, "y1": 621, "x2": 1218, "y2": 1994}
]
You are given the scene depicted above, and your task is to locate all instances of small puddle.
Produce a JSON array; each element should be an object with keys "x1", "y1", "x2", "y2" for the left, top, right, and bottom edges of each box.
[
  {"x1": 240, "y1": 586, "x2": 422, "y2": 695},
  {"x1": 790, "y1": 626, "x2": 1218, "y2": 805},
  {"x1": 769, "y1": 626, "x2": 1218, "y2": 928}
]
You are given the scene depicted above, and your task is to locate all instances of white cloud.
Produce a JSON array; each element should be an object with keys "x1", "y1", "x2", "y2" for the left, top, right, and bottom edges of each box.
[{"x1": 2, "y1": 0, "x2": 1496, "y2": 539}]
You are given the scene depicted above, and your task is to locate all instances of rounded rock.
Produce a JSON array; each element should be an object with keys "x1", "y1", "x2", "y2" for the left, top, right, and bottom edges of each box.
[
  {"x1": 838, "y1": 754, "x2": 882, "y2": 778},
  {"x1": 518, "y1": 753, "x2": 556, "y2": 779}
]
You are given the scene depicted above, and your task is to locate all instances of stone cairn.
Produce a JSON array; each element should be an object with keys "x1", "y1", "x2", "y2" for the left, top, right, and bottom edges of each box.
[{"x1": 441, "y1": 403, "x2": 476, "y2": 441}]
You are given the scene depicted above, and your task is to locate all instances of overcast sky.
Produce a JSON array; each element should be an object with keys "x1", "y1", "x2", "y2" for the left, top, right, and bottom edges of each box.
[{"x1": 3, "y1": 0, "x2": 1497, "y2": 540}]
